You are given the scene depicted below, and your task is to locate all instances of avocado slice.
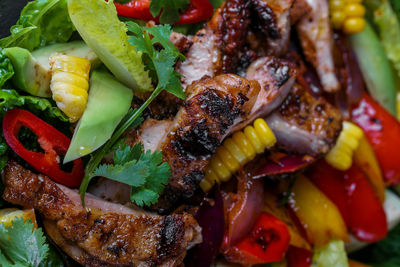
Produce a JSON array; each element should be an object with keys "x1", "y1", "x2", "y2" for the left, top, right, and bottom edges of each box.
[
  {"x1": 4, "y1": 41, "x2": 99, "y2": 98},
  {"x1": 64, "y1": 69, "x2": 133, "y2": 163},
  {"x1": 5, "y1": 47, "x2": 52, "y2": 97}
]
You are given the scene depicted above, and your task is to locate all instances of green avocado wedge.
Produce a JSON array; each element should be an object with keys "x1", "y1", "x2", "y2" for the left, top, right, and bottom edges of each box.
[
  {"x1": 67, "y1": 0, "x2": 153, "y2": 93},
  {"x1": 349, "y1": 22, "x2": 397, "y2": 116},
  {"x1": 64, "y1": 69, "x2": 133, "y2": 163},
  {"x1": 4, "y1": 41, "x2": 99, "y2": 98}
]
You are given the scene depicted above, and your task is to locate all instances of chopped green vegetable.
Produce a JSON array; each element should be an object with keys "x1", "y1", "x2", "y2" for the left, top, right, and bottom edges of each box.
[
  {"x1": 0, "y1": 49, "x2": 14, "y2": 88},
  {"x1": 365, "y1": 0, "x2": 400, "y2": 81},
  {"x1": 350, "y1": 22, "x2": 397, "y2": 116},
  {"x1": 149, "y1": 0, "x2": 190, "y2": 24},
  {"x1": 0, "y1": 0, "x2": 75, "y2": 52},
  {"x1": 312, "y1": 240, "x2": 349, "y2": 267},
  {"x1": 93, "y1": 143, "x2": 170, "y2": 206},
  {"x1": 127, "y1": 22, "x2": 186, "y2": 99},
  {"x1": 67, "y1": 0, "x2": 152, "y2": 92}
]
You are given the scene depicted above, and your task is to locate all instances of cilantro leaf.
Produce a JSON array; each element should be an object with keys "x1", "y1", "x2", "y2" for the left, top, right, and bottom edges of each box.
[
  {"x1": 130, "y1": 150, "x2": 171, "y2": 206},
  {"x1": 149, "y1": 0, "x2": 190, "y2": 24},
  {"x1": 126, "y1": 22, "x2": 186, "y2": 99},
  {"x1": 93, "y1": 162, "x2": 148, "y2": 188},
  {"x1": 0, "y1": 218, "x2": 48, "y2": 267},
  {"x1": 114, "y1": 143, "x2": 144, "y2": 165}
]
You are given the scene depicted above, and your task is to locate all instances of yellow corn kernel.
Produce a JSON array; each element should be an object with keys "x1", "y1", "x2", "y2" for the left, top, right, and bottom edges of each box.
[
  {"x1": 331, "y1": 11, "x2": 347, "y2": 29},
  {"x1": 254, "y1": 118, "x2": 277, "y2": 148},
  {"x1": 224, "y1": 138, "x2": 248, "y2": 165},
  {"x1": 330, "y1": 0, "x2": 345, "y2": 11},
  {"x1": 325, "y1": 121, "x2": 363, "y2": 171},
  {"x1": 244, "y1": 126, "x2": 264, "y2": 154},
  {"x1": 343, "y1": 17, "x2": 366, "y2": 34},
  {"x1": 50, "y1": 55, "x2": 91, "y2": 123},
  {"x1": 216, "y1": 146, "x2": 240, "y2": 173},
  {"x1": 201, "y1": 118, "x2": 276, "y2": 191},
  {"x1": 232, "y1": 131, "x2": 256, "y2": 161},
  {"x1": 344, "y1": 3, "x2": 366, "y2": 17},
  {"x1": 397, "y1": 92, "x2": 400, "y2": 121},
  {"x1": 210, "y1": 156, "x2": 231, "y2": 182},
  {"x1": 345, "y1": 0, "x2": 362, "y2": 3}
]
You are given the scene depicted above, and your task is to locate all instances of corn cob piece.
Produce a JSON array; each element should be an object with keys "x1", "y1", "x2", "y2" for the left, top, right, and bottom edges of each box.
[
  {"x1": 200, "y1": 118, "x2": 276, "y2": 192},
  {"x1": 325, "y1": 121, "x2": 364, "y2": 171},
  {"x1": 50, "y1": 55, "x2": 91, "y2": 122}
]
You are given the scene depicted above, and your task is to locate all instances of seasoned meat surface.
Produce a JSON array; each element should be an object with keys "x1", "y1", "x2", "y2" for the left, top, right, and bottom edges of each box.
[
  {"x1": 265, "y1": 83, "x2": 342, "y2": 156},
  {"x1": 296, "y1": 0, "x2": 340, "y2": 92},
  {"x1": 3, "y1": 162, "x2": 201, "y2": 267},
  {"x1": 155, "y1": 74, "x2": 260, "y2": 212}
]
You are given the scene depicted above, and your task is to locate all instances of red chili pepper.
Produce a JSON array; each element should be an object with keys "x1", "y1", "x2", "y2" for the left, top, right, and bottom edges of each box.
[
  {"x1": 352, "y1": 93, "x2": 400, "y2": 185},
  {"x1": 3, "y1": 109, "x2": 84, "y2": 187},
  {"x1": 225, "y1": 212, "x2": 290, "y2": 265},
  {"x1": 114, "y1": 0, "x2": 213, "y2": 25},
  {"x1": 286, "y1": 246, "x2": 312, "y2": 267},
  {"x1": 308, "y1": 159, "x2": 387, "y2": 243}
]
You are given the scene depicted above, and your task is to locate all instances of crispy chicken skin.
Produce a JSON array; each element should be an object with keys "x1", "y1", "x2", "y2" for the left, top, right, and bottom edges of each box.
[
  {"x1": 3, "y1": 161, "x2": 201, "y2": 267},
  {"x1": 296, "y1": 0, "x2": 340, "y2": 93},
  {"x1": 154, "y1": 74, "x2": 260, "y2": 212},
  {"x1": 265, "y1": 83, "x2": 343, "y2": 156}
]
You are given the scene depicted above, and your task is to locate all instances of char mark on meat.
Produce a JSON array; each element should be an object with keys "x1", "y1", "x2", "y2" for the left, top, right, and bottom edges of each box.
[
  {"x1": 265, "y1": 83, "x2": 343, "y2": 156},
  {"x1": 2, "y1": 161, "x2": 201, "y2": 267},
  {"x1": 154, "y1": 74, "x2": 260, "y2": 212}
]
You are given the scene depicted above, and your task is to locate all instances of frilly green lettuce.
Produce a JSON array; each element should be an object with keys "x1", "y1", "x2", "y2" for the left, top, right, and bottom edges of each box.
[{"x1": 312, "y1": 240, "x2": 349, "y2": 267}]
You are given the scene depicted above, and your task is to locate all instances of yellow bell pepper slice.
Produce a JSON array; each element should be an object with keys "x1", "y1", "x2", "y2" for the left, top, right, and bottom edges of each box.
[
  {"x1": 289, "y1": 175, "x2": 349, "y2": 245},
  {"x1": 354, "y1": 135, "x2": 385, "y2": 202},
  {"x1": 263, "y1": 191, "x2": 311, "y2": 250},
  {"x1": 0, "y1": 208, "x2": 37, "y2": 228}
]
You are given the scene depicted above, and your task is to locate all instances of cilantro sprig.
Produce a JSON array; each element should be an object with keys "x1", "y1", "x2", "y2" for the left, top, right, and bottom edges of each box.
[
  {"x1": 0, "y1": 218, "x2": 63, "y2": 267},
  {"x1": 150, "y1": 0, "x2": 190, "y2": 24},
  {"x1": 79, "y1": 23, "x2": 185, "y2": 206}
]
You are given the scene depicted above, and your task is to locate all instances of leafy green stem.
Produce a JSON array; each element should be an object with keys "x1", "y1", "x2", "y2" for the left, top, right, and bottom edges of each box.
[{"x1": 79, "y1": 86, "x2": 163, "y2": 205}]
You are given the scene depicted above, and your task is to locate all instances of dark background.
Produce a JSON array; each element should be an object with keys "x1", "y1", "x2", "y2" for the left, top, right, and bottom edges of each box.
[{"x1": 0, "y1": 0, "x2": 30, "y2": 38}]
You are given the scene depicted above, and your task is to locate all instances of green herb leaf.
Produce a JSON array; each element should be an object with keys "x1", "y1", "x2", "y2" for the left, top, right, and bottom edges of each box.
[
  {"x1": 126, "y1": 22, "x2": 186, "y2": 99},
  {"x1": 113, "y1": 143, "x2": 144, "y2": 165},
  {"x1": 0, "y1": 49, "x2": 14, "y2": 88},
  {"x1": 0, "y1": 0, "x2": 75, "y2": 51},
  {"x1": 149, "y1": 0, "x2": 190, "y2": 24},
  {"x1": 0, "y1": 218, "x2": 48, "y2": 266}
]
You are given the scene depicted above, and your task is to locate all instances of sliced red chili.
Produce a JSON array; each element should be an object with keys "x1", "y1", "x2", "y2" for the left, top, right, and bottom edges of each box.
[
  {"x1": 231, "y1": 212, "x2": 290, "y2": 265},
  {"x1": 3, "y1": 109, "x2": 84, "y2": 187},
  {"x1": 114, "y1": 0, "x2": 213, "y2": 25},
  {"x1": 286, "y1": 246, "x2": 312, "y2": 267}
]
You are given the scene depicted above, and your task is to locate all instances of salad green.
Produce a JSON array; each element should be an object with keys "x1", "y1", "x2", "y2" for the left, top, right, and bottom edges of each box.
[
  {"x1": 311, "y1": 240, "x2": 349, "y2": 267},
  {"x1": 0, "y1": 49, "x2": 14, "y2": 88}
]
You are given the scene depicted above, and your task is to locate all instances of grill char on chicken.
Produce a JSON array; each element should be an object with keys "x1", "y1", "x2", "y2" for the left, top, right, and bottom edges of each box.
[{"x1": 3, "y1": 162, "x2": 201, "y2": 267}]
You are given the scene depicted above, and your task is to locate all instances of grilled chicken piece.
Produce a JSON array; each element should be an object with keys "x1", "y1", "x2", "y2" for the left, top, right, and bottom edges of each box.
[
  {"x1": 154, "y1": 74, "x2": 260, "y2": 212},
  {"x1": 3, "y1": 161, "x2": 201, "y2": 267},
  {"x1": 290, "y1": 0, "x2": 312, "y2": 25},
  {"x1": 265, "y1": 83, "x2": 342, "y2": 156},
  {"x1": 250, "y1": 0, "x2": 294, "y2": 56},
  {"x1": 231, "y1": 57, "x2": 296, "y2": 132},
  {"x1": 296, "y1": 0, "x2": 340, "y2": 92}
]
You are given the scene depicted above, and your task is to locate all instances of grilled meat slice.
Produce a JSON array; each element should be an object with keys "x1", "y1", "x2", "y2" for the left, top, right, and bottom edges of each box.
[
  {"x1": 296, "y1": 0, "x2": 340, "y2": 92},
  {"x1": 249, "y1": 0, "x2": 294, "y2": 56},
  {"x1": 265, "y1": 83, "x2": 342, "y2": 156},
  {"x1": 290, "y1": 0, "x2": 312, "y2": 25},
  {"x1": 231, "y1": 57, "x2": 296, "y2": 132},
  {"x1": 155, "y1": 74, "x2": 260, "y2": 212},
  {"x1": 3, "y1": 162, "x2": 201, "y2": 267}
]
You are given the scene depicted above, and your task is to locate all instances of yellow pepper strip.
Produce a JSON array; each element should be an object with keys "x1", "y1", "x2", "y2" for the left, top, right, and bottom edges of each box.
[
  {"x1": 354, "y1": 135, "x2": 386, "y2": 203},
  {"x1": 325, "y1": 121, "x2": 363, "y2": 171},
  {"x1": 289, "y1": 175, "x2": 349, "y2": 245},
  {"x1": 348, "y1": 260, "x2": 372, "y2": 267},
  {"x1": 0, "y1": 208, "x2": 37, "y2": 228},
  {"x1": 200, "y1": 118, "x2": 276, "y2": 192},
  {"x1": 263, "y1": 191, "x2": 312, "y2": 251}
]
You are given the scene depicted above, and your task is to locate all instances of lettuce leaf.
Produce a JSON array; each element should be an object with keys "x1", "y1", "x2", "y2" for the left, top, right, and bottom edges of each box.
[
  {"x1": 0, "y1": 0, "x2": 75, "y2": 51},
  {"x1": 311, "y1": 240, "x2": 349, "y2": 267},
  {"x1": 68, "y1": 0, "x2": 153, "y2": 92},
  {"x1": 0, "y1": 49, "x2": 14, "y2": 88}
]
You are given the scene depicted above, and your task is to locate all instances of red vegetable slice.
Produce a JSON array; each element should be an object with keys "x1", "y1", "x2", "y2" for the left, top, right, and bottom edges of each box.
[
  {"x1": 352, "y1": 93, "x2": 400, "y2": 185},
  {"x1": 3, "y1": 109, "x2": 84, "y2": 187},
  {"x1": 286, "y1": 246, "x2": 312, "y2": 267}
]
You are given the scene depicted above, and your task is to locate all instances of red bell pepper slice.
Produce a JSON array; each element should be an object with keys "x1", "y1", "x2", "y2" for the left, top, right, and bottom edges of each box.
[
  {"x1": 3, "y1": 109, "x2": 84, "y2": 187},
  {"x1": 114, "y1": 0, "x2": 214, "y2": 25},
  {"x1": 286, "y1": 246, "x2": 312, "y2": 267},
  {"x1": 225, "y1": 212, "x2": 290, "y2": 265},
  {"x1": 352, "y1": 93, "x2": 400, "y2": 185},
  {"x1": 308, "y1": 159, "x2": 387, "y2": 243},
  {"x1": 344, "y1": 164, "x2": 388, "y2": 242}
]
